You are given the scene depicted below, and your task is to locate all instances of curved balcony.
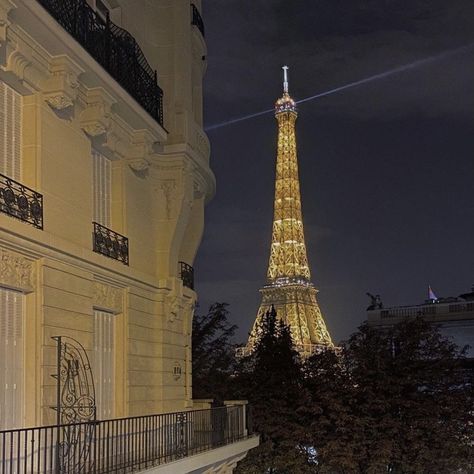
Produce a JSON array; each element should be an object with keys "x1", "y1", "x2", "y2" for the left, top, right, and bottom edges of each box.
[{"x1": 37, "y1": 0, "x2": 164, "y2": 127}]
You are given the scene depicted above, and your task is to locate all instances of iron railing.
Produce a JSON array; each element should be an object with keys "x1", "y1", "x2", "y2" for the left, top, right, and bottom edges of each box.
[
  {"x1": 0, "y1": 173, "x2": 43, "y2": 229},
  {"x1": 179, "y1": 261, "x2": 195, "y2": 290},
  {"x1": 92, "y1": 222, "x2": 129, "y2": 265},
  {"x1": 191, "y1": 3, "x2": 205, "y2": 37},
  {"x1": 377, "y1": 301, "x2": 474, "y2": 319},
  {"x1": 0, "y1": 405, "x2": 250, "y2": 473},
  {"x1": 37, "y1": 0, "x2": 164, "y2": 127}
]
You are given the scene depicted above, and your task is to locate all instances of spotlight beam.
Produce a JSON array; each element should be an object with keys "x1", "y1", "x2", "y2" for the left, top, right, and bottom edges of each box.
[{"x1": 205, "y1": 42, "x2": 474, "y2": 132}]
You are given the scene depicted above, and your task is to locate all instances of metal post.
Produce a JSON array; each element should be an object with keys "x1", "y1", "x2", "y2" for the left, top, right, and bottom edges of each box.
[{"x1": 55, "y1": 336, "x2": 62, "y2": 474}]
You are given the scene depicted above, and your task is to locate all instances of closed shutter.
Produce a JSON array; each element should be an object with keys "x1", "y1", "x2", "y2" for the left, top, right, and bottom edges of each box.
[
  {"x1": 93, "y1": 310, "x2": 115, "y2": 419},
  {"x1": 0, "y1": 288, "x2": 24, "y2": 429},
  {"x1": 92, "y1": 150, "x2": 111, "y2": 227},
  {"x1": 0, "y1": 81, "x2": 22, "y2": 180}
]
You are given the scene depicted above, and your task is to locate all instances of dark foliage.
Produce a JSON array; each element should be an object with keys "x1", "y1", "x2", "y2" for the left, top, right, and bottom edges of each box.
[
  {"x1": 234, "y1": 307, "x2": 314, "y2": 473},
  {"x1": 303, "y1": 318, "x2": 474, "y2": 473},
  {"x1": 192, "y1": 302, "x2": 237, "y2": 401},
  {"x1": 192, "y1": 304, "x2": 473, "y2": 473}
]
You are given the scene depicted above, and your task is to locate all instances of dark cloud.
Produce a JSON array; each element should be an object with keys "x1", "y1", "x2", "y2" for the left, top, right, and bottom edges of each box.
[{"x1": 204, "y1": 0, "x2": 474, "y2": 120}]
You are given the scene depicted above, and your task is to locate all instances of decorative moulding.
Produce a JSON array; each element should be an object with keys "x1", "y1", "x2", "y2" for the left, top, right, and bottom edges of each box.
[
  {"x1": 4, "y1": 48, "x2": 30, "y2": 80},
  {"x1": 42, "y1": 55, "x2": 83, "y2": 110},
  {"x1": 0, "y1": 0, "x2": 16, "y2": 44},
  {"x1": 0, "y1": 248, "x2": 35, "y2": 293},
  {"x1": 160, "y1": 179, "x2": 177, "y2": 219},
  {"x1": 126, "y1": 129, "x2": 156, "y2": 171},
  {"x1": 166, "y1": 294, "x2": 181, "y2": 323},
  {"x1": 93, "y1": 280, "x2": 123, "y2": 313},
  {"x1": 80, "y1": 87, "x2": 116, "y2": 137}
]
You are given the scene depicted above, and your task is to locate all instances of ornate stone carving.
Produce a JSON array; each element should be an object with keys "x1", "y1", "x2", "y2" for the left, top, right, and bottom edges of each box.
[
  {"x1": 93, "y1": 281, "x2": 123, "y2": 313},
  {"x1": 160, "y1": 180, "x2": 177, "y2": 219},
  {"x1": 0, "y1": 248, "x2": 35, "y2": 292},
  {"x1": 126, "y1": 129, "x2": 155, "y2": 172},
  {"x1": 4, "y1": 49, "x2": 31, "y2": 80},
  {"x1": 166, "y1": 295, "x2": 181, "y2": 323},
  {"x1": 0, "y1": 0, "x2": 16, "y2": 44},
  {"x1": 128, "y1": 158, "x2": 150, "y2": 172},
  {"x1": 43, "y1": 55, "x2": 83, "y2": 110},
  {"x1": 80, "y1": 87, "x2": 115, "y2": 137}
]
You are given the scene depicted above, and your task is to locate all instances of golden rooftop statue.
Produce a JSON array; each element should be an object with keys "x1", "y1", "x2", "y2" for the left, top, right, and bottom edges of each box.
[{"x1": 245, "y1": 66, "x2": 333, "y2": 356}]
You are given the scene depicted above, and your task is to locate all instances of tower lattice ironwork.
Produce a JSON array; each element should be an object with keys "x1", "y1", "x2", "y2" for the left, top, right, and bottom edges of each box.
[{"x1": 246, "y1": 66, "x2": 333, "y2": 356}]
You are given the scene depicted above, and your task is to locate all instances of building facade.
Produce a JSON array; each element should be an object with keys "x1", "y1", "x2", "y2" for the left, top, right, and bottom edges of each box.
[
  {"x1": 0, "y1": 0, "x2": 257, "y2": 471},
  {"x1": 367, "y1": 287, "x2": 474, "y2": 358},
  {"x1": 243, "y1": 68, "x2": 333, "y2": 357}
]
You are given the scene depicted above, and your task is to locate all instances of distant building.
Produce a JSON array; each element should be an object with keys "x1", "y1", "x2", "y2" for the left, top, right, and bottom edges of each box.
[
  {"x1": 0, "y1": 0, "x2": 257, "y2": 471},
  {"x1": 367, "y1": 287, "x2": 474, "y2": 357}
]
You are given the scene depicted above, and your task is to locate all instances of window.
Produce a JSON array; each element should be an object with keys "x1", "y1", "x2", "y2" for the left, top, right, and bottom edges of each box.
[
  {"x1": 92, "y1": 149, "x2": 112, "y2": 228},
  {"x1": 0, "y1": 81, "x2": 22, "y2": 180},
  {"x1": 93, "y1": 310, "x2": 115, "y2": 419},
  {"x1": 0, "y1": 287, "x2": 24, "y2": 429}
]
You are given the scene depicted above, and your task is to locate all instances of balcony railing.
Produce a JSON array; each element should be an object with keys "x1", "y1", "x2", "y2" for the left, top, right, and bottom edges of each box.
[
  {"x1": 179, "y1": 261, "x2": 195, "y2": 290},
  {"x1": 191, "y1": 3, "x2": 205, "y2": 37},
  {"x1": 377, "y1": 301, "x2": 474, "y2": 319},
  {"x1": 0, "y1": 405, "x2": 251, "y2": 473},
  {"x1": 93, "y1": 222, "x2": 129, "y2": 265},
  {"x1": 0, "y1": 173, "x2": 43, "y2": 229},
  {"x1": 37, "y1": 0, "x2": 164, "y2": 127}
]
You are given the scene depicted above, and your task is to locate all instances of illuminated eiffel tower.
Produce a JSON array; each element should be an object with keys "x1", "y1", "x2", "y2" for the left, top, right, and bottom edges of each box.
[{"x1": 246, "y1": 66, "x2": 333, "y2": 356}]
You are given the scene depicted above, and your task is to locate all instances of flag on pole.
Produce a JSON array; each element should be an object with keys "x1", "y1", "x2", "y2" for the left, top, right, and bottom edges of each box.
[{"x1": 428, "y1": 285, "x2": 438, "y2": 301}]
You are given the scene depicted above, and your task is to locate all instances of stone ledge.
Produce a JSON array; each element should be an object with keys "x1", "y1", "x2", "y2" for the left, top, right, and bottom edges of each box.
[{"x1": 141, "y1": 435, "x2": 260, "y2": 474}]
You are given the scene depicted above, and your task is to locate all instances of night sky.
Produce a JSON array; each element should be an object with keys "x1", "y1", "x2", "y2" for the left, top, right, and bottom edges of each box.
[{"x1": 194, "y1": 0, "x2": 474, "y2": 345}]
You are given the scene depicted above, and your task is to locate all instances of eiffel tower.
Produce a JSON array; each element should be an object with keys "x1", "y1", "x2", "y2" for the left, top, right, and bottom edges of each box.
[{"x1": 246, "y1": 66, "x2": 333, "y2": 356}]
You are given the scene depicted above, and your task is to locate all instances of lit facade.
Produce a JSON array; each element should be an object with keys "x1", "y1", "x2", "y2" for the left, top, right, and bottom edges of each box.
[
  {"x1": 245, "y1": 68, "x2": 333, "y2": 356},
  {"x1": 367, "y1": 287, "x2": 474, "y2": 358},
  {"x1": 0, "y1": 0, "x2": 257, "y2": 471}
]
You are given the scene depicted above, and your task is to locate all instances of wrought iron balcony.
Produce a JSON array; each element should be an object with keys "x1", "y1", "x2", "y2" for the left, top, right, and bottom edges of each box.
[
  {"x1": 37, "y1": 0, "x2": 164, "y2": 127},
  {"x1": 0, "y1": 405, "x2": 252, "y2": 472},
  {"x1": 93, "y1": 222, "x2": 129, "y2": 265},
  {"x1": 191, "y1": 3, "x2": 205, "y2": 37},
  {"x1": 0, "y1": 173, "x2": 43, "y2": 229},
  {"x1": 179, "y1": 261, "x2": 195, "y2": 290}
]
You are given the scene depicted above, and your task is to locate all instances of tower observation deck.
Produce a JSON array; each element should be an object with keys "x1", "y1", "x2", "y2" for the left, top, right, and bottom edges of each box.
[{"x1": 245, "y1": 66, "x2": 333, "y2": 356}]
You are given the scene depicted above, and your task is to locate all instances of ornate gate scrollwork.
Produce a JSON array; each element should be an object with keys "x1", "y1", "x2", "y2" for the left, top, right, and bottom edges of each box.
[{"x1": 51, "y1": 336, "x2": 96, "y2": 473}]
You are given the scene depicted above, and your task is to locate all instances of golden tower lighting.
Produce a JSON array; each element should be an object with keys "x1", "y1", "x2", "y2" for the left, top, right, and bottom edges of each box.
[{"x1": 246, "y1": 66, "x2": 333, "y2": 356}]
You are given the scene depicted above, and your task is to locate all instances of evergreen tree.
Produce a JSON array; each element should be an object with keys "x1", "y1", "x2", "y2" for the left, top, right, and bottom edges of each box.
[
  {"x1": 192, "y1": 302, "x2": 237, "y2": 401},
  {"x1": 235, "y1": 307, "x2": 313, "y2": 473}
]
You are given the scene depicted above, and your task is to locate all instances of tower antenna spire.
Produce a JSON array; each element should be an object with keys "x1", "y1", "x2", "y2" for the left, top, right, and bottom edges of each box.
[{"x1": 282, "y1": 65, "x2": 289, "y2": 93}]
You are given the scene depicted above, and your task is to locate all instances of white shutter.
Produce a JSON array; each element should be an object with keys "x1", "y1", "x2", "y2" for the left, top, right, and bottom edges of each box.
[
  {"x1": 0, "y1": 81, "x2": 22, "y2": 180},
  {"x1": 92, "y1": 150, "x2": 112, "y2": 227},
  {"x1": 93, "y1": 310, "x2": 115, "y2": 419},
  {"x1": 0, "y1": 287, "x2": 24, "y2": 430}
]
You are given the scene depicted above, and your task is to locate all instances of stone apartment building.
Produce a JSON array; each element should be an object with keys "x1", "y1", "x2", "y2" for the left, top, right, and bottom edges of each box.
[{"x1": 0, "y1": 0, "x2": 257, "y2": 471}]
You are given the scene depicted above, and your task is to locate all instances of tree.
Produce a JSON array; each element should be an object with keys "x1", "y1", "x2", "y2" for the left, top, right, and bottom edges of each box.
[
  {"x1": 302, "y1": 348, "x2": 361, "y2": 473},
  {"x1": 192, "y1": 302, "x2": 237, "y2": 401},
  {"x1": 235, "y1": 307, "x2": 314, "y2": 473},
  {"x1": 303, "y1": 318, "x2": 473, "y2": 473}
]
